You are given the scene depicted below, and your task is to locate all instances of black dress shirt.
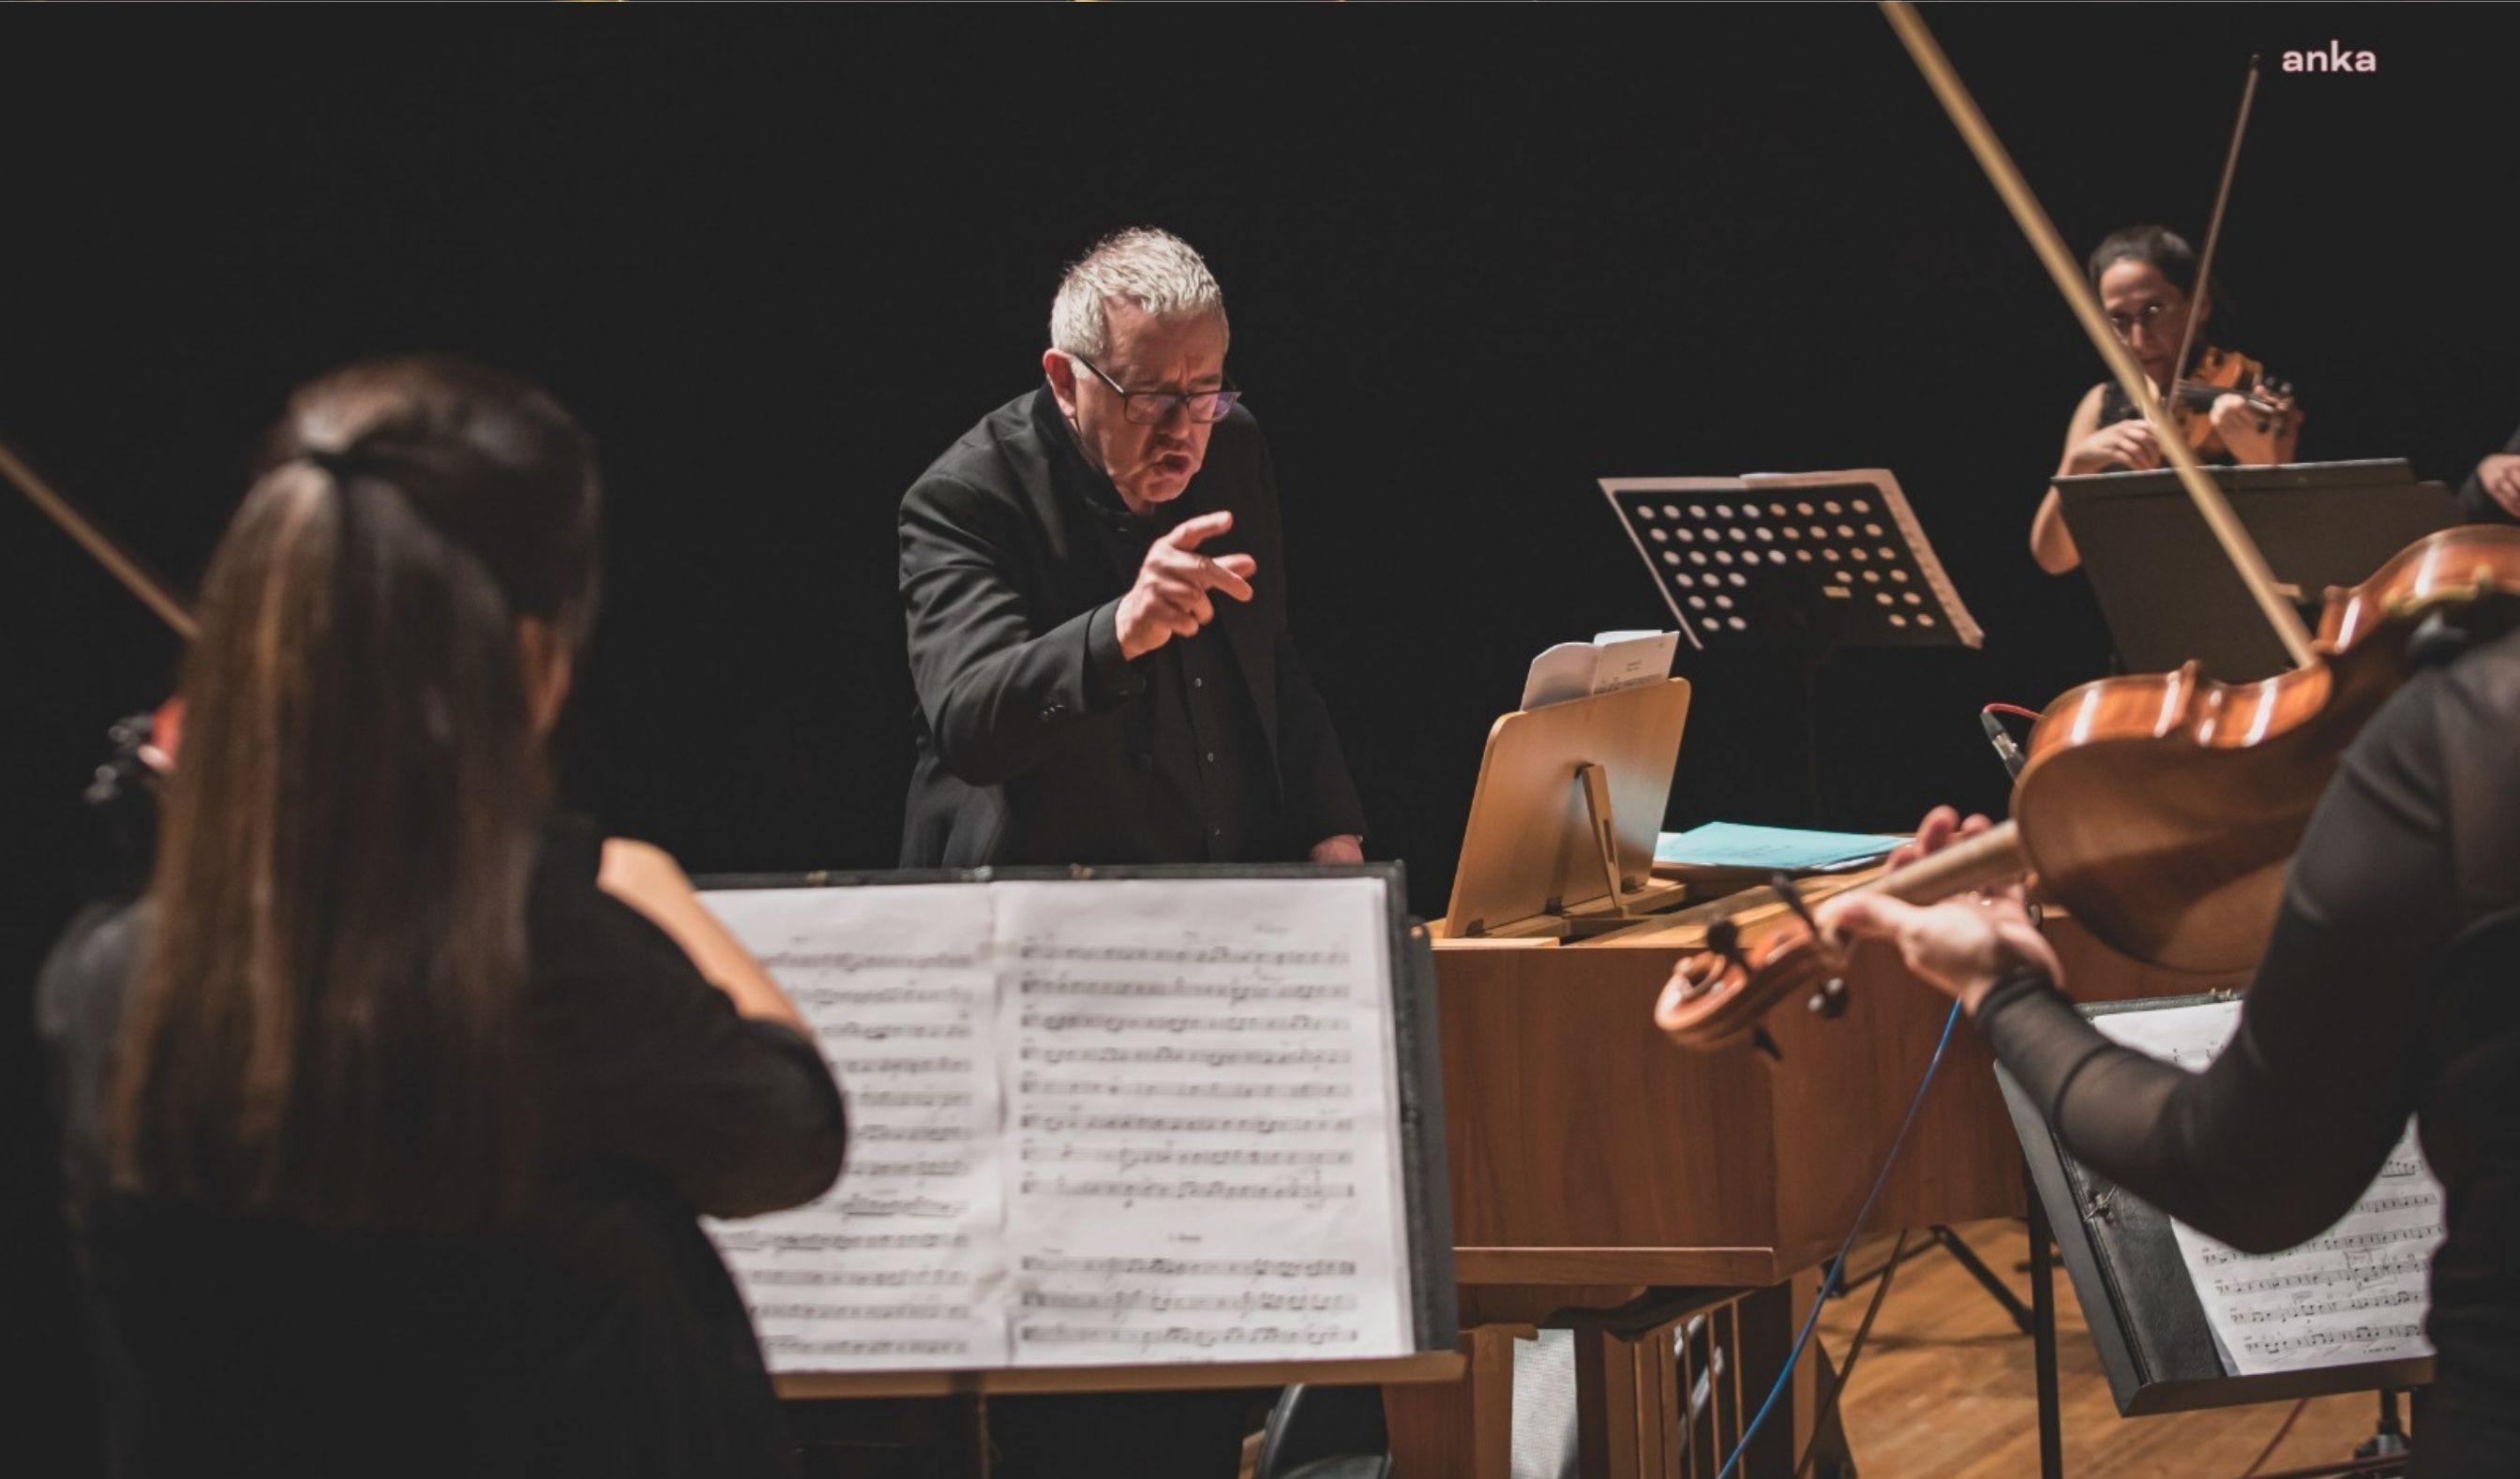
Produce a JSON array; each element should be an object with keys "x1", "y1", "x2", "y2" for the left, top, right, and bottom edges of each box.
[
  {"x1": 898, "y1": 387, "x2": 1365, "y2": 868},
  {"x1": 34, "y1": 817, "x2": 849, "y2": 1479},
  {"x1": 1070, "y1": 464, "x2": 1283, "y2": 862}
]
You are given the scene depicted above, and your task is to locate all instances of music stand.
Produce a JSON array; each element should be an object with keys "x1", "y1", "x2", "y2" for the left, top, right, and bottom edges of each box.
[
  {"x1": 1441, "y1": 678, "x2": 1692, "y2": 940},
  {"x1": 1600, "y1": 471, "x2": 1980, "y2": 819},
  {"x1": 1601, "y1": 471, "x2": 1983, "y2": 657},
  {"x1": 2051, "y1": 458, "x2": 2463, "y2": 680}
]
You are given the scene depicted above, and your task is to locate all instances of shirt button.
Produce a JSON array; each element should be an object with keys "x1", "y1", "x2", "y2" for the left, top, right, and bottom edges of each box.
[
  {"x1": 1192, "y1": 677, "x2": 1205, "y2": 689},
  {"x1": 1203, "y1": 751, "x2": 1216, "y2": 765},
  {"x1": 1211, "y1": 826, "x2": 1224, "y2": 838}
]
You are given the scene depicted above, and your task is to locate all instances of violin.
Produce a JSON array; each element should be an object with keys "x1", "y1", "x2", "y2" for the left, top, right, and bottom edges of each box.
[
  {"x1": 1657, "y1": 524, "x2": 2520, "y2": 1049},
  {"x1": 1659, "y1": 15, "x2": 2506, "y2": 1050},
  {"x1": 2162, "y1": 345, "x2": 2298, "y2": 452},
  {"x1": 0, "y1": 436, "x2": 193, "y2": 887}
]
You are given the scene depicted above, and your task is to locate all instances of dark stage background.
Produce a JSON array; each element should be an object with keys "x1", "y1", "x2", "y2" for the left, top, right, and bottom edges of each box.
[{"x1": 6, "y1": 7, "x2": 2512, "y2": 1470}]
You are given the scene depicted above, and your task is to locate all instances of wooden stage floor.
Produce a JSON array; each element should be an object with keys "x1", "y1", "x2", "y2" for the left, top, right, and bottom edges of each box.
[{"x1": 1818, "y1": 1220, "x2": 2398, "y2": 1478}]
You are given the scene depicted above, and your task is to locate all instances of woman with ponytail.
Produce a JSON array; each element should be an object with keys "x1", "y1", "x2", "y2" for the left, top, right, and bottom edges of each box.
[{"x1": 36, "y1": 356, "x2": 846, "y2": 1477}]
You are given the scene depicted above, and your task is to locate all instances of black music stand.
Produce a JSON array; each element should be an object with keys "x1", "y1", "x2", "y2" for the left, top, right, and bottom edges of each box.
[
  {"x1": 2001, "y1": 993, "x2": 2429, "y2": 1478},
  {"x1": 1601, "y1": 471, "x2": 1981, "y2": 818},
  {"x1": 2051, "y1": 458, "x2": 2463, "y2": 681}
]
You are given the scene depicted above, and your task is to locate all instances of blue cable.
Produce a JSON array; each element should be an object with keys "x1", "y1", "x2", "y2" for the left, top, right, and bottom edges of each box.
[{"x1": 1715, "y1": 995, "x2": 1965, "y2": 1478}]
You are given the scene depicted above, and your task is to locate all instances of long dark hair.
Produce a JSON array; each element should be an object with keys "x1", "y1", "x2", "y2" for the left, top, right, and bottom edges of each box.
[{"x1": 112, "y1": 355, "x2": 602, "y2": 1230}]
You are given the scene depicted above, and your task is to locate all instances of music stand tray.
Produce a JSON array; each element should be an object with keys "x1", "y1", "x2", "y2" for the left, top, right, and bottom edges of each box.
[{"x1": 2051, "y1": 458, "x2": 2463, "y2": 680}]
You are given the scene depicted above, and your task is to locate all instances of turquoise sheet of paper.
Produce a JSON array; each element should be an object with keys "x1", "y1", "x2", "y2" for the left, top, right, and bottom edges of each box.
[{"x1": 1653, "y1": 821, "x2": 1902, "y2": 871}]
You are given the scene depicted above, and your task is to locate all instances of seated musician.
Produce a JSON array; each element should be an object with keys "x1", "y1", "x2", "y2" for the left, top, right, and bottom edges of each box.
[
  {"x1": 1816, "y1": 614, "x2": 2520, "y2": 1475},
  {"x1": 2460, "y1": 422, "x2": 2520, "y2": 525},
  {"x1": 2032, "y1": 225, "x2": 2302, "y2": 574},
  {"x1": 889, "y1": 228, "x2": 1368, "y2": 1475},
  {"x1": 35, "y1": 356, "x2": 847, "y2": 1478}
]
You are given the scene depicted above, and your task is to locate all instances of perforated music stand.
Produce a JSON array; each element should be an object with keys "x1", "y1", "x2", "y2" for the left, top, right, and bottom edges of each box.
[
  {"x1": 1601, "y1": 471, "x2": 1983, "y2": 658},
  {"x1": 2051, "y1": 458, "x2": 2463, "y2": 680}
]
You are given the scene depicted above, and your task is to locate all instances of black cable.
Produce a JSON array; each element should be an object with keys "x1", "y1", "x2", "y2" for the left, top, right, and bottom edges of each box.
[{"x1": 1792, "y1": 1229, "x2": 1909, "y2": 1477}]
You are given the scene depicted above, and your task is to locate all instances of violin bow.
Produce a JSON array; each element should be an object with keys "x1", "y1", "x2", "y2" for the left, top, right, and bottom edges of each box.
[
  {"x1": 1880, "y1": 3, "x2": 2315, "y2": 667},
  {"x1": 2165, "y1": 55, "x2": 2263, "y2": 412},
  {"x1": 0, "y1": 434, "x2": 199, "y2": 641}
]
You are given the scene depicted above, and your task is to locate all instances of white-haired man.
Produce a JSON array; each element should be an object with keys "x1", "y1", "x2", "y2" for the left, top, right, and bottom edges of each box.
[{"x1": 899, "y1": 228, "x2": 1366, "y2": 872}]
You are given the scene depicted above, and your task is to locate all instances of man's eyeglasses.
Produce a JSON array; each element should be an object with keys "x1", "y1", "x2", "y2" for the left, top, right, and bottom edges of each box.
[
  {"x1": 1073, "y1": 355, "x2": 1241, "y2": 425},
  {"x1": 2105, "y1": 300, "x2": 2178, "y2": 336}
]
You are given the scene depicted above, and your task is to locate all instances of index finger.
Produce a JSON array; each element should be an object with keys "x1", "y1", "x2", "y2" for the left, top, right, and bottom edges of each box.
[{"x1": 1162, "y1": 511, "x2": 1237, "y2": 549}]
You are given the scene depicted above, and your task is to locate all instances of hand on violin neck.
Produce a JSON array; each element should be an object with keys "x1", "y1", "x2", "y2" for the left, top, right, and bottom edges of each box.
[
  {"x1": 1819, "y1": 806, "x2": 2062, "y2": 1014},
  {"x1": 2476, "y1": 455, "x2": 2520, "y2": 517},
  {"x1": 2209, "y1": 390, "x2": 2295, "y2": 464}
]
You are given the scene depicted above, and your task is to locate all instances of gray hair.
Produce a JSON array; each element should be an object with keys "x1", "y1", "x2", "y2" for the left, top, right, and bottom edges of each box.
[{"x1": 1049, "y1": 228, "x2": 1230, "y2": 361}]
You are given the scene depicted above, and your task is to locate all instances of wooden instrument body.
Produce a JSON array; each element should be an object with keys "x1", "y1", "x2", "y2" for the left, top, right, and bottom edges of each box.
[
  {"x1": 2165, "y1": 345, "x2": 2292, "y2": 456},
  {"x1": 1658, "y1": 526, "x2": 2520, "y2": 1049},
  {"x1": 1392, "y1": 915, "x2": 2233, "y2": 1477}
]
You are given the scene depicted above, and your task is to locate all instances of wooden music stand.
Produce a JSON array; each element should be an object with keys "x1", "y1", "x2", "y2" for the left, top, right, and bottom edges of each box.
[{"x1": 1441, "y1": 678, "x2": 1693, "y2": 941}]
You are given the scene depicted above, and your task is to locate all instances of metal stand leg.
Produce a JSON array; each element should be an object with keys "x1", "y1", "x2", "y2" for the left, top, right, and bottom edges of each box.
[
  {"x1": 2025, "y1": 1163, "x2": 2064, "y2": 1479},
  {"x1": 1929, "y1": 1225, "x2": 2035, "y2": 1337}
]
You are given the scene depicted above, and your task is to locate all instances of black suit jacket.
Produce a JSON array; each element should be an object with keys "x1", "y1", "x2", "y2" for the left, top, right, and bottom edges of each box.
[{"x1": 898, "y1": 387, "x2": 1366, "y2": 867}]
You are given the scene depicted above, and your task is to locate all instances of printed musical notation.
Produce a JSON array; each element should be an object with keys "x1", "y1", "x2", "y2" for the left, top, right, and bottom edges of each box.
[
  {"x1": 2092, "y1": 1001, "x2": 2445, "y2": 1378},
  {"x1": 702, "y1": 884, "x2": 1008, "y2": 1373},
  {"x1": 700, "y1": 876, "x2": 1419, "y2": 1375},
  {"x1": 994, "y1": 877, "x2": 1413, "y2": 1368}
]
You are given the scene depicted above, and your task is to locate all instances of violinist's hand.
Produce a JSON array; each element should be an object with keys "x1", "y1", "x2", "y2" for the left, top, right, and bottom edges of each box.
[
  {"x1": 2476, "y1": 454, "x2": 2520, "y2": 518},
  {"x1": 2066, "y1": 418, "x2": 2161, "y2": 474},
  {"x1": 1815, "y1": 806, "x2": 2062, "y2": 1016},
  {"x1": 1309, "y1": 833, "x2": 1365, "y2": 865},
  {"x1": 2211, "y1": 390, "x2": 2296, "y2": 465},
  {"x1": 1117, "y1": 511, "x2": 1258, "y2": 661}
]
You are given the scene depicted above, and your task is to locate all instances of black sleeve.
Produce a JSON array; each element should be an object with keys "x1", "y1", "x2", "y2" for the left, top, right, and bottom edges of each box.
[
  {"x1": 899, "y1": 472, "x2": 1146, "y2": 786},
  {"x1": 537, "y1": 891, "x2": 849, "y2": 1220},
  {"x1": 1249, "y1": 435, "x2": 1368, "y2": 844},
  {"x1": 2457, "y1": 423, "x2": 2520, "y2": 525},
  {"x1": 1979, "y1": 674, "x2": 2453, "y2": 1252}
]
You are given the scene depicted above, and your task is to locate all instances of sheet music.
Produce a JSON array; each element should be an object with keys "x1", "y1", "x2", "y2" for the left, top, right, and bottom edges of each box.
[
  {"x1": 2091, "y1": 1001, "x2": 2444, "y2": 1377},
  {"x1": 996, "y1": 878, "x2": 1414, "y2": 1366},
  {"x1": 701, "y1": 875, "x2": 1418, "y2": 1375},
  {"x1": 702, "y1": 886, "x2": 1009, "y2": 1372}
]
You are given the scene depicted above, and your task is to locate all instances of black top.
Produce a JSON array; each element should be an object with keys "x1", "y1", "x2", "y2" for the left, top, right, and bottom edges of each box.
[
  {"x1": 897, "y1": 386, "x2": 1366, "y2": 868},
  {"x1": 1980, "y1": 620, "x2": 2520, "y2": 1417},
  {"x1": 35, "y1": 818, "x2": 849, "y2": 1479}
]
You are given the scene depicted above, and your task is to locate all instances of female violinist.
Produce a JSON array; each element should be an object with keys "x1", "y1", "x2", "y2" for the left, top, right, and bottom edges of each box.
[
  {"x1": 2032, "y1": 225, "x2": 2302, "y2": 574},
  {"x1": 34, "y1": 355, "x2": 847, "y2": 1478},
  {"x1": 1819, "y1": 597, "x2": 2520, "y2": 1475}
]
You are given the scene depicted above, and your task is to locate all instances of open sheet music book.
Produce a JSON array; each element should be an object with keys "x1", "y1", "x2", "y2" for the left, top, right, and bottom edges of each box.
[
  {"x1": 695, "y1": 870, "x2": 1449, "y2": 1379},
  {"x1": 2089, "y1": 999, "x2": 2443, "y2": 1378},
  {"x1": 1521, "y1": 630, "x2": 1679, "y2": 710}
]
